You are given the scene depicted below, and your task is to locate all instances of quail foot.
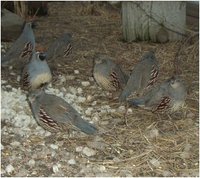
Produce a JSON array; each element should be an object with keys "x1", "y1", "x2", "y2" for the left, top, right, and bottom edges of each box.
[
  {"x1": 119, "y1": 51, "x2": 159, "y2": 102},
  {"x1": 28, "y1": 89, "x2": 98, "y2": 135},
  {"x1": 128, "y1": 76, "x2": 187, "y2": 113},
  {"x1": 2, "y1": 22, "x2": 35, "y2": 67},
  {"x1": 93, "y1": 54, "x2": 129, "y2": 94},
  {"x1": 46, "y1": 33, "x2": 72, "y2": 61},
  {"x1": 21, "y1": 51, "x2": 52, "y2": 91}
]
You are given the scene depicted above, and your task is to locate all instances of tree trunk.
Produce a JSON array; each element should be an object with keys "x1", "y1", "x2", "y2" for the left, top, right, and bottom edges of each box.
[{"x1": 122, "y1": 1, "x2": 186, "y2": 42}]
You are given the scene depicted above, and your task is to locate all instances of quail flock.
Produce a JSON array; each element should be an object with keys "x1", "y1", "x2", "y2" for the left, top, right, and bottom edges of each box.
[{"x1": 2, "y1": 21, "x2": 188, "y2": 136}]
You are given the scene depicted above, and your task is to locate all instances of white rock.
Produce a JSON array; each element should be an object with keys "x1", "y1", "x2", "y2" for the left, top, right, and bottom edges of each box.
[
  {"x1": 68, "y1": 159, "x2": 76, "y2": 165},
  {"x1": 149, "y1": 128, "x2": 159, "y2": 138},
  {"x1": 6, "y1": 164, "x2": 14, "y2": 174},
  {"x1": 52, "y1": 164, "x2": 60, "y2": 173},
  {"x1": 88, "y1": 77, "x2": 94, "y2": 82},
  {"x1": 98, "y1": 165, "x2": 106, "y2": 172},
  {"x1": 82, "y1": 147, "x2": 96, "y2": 157},
  {"x1": 1, "y1": 144, "x2": 4, "y2": 150},
  {"x1": 10, "y1": 141, "x2": 20, "y2": 146},
  {"x1": 77, "y1": 96, "x2": 86, "y2": 103},
  {"x1": 81, "y1": 81, "x2": 90, "y2": 87},
  {"x1": 9, "y1": 66, "x2": 13, "y2": 70},
  {"x1": 50, "y1": 144, "x2": 59, "y2": 150},
  {"x1": 127, "y1": 108, "x2": 133, "y2": 114},
  {"x1": 85, "y1": 107, "x2": 93, "y2": 116},
  {"x1": 77, "y1": 87, "x2": 83, "y2": 94},
  {"x1": 92, "y1": 101, "x2": 97, "y2": 106},
  {"x1": 118, "y1": 106, "x2": 125, "y2": 112},
  {"x1": 86, "y1": 95, "x2": 93, "y2": 101},
  {"x1": 76, "y1": 146, "x2": 83, "y2": 152},
  {"x1": 150, "y1": 158, "x2": 160, "y2": 167},
  {"x1": 28, "y1": 159, "x2": 35, "y2": 167},
  {"x1": 17, "y1": 76, "x2": 21, "y2": 82},
  {"x1": 44, "y1": 131, "x2": 52, "y2": 137},
  {"x1": 74, "y1": 70, "x2": 79, "y2": 74},
  {"x1": 66, "y1": 75, "x2": 75, "y2": 80}
]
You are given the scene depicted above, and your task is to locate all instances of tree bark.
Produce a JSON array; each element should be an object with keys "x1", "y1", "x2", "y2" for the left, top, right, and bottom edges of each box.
[{"x1": 122, "y1": 1, "x2": 186, "y2": 42}]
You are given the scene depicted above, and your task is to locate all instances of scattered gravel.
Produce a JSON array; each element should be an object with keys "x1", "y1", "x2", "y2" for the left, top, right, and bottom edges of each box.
[{"x1": 82, "y1": 147, "x2": 96, "y2": 157}]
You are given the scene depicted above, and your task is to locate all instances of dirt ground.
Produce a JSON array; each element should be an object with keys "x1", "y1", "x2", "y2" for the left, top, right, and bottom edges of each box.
[{"x1": 1, "y1": 2, "x2": 199, "y2": 177}]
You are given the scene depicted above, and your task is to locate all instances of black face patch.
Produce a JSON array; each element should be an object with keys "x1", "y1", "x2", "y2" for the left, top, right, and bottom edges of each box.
[{"x1": 39, "y1": 53, "x2": 47, "y2": 61}]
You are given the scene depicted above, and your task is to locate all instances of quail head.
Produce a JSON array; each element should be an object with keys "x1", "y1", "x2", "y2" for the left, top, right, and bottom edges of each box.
[
  {"x1": 2, "y1": 22, "x2": 35, "y2": 67},
  {"x1": 93, "y1": 54, "x2": 129, "y2": 92},
  {"x1": 128, "y1": 76, "x2": 187, "y2": 113},
  {"x1": 46, "y1": 33, "x2": 72, "y2": 61},
  {"x1": 21, "y1": 51, "x2": 52, "y2": 91},
  {"x1": 28, "y1": 89, "x2": 98, "y2": 135},
  {"x1": 119, "y1": 51, "x2": 159, "y2": 102}
]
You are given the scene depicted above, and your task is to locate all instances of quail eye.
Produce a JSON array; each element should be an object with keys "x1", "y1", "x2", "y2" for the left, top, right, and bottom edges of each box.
[{"x1": 39, "y1": 53, "x2": 46, "y2": 61}]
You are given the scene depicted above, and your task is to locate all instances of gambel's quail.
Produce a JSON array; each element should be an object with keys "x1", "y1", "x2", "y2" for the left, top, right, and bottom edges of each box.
[
  {"x1": 119, "y1": 51, "x2": 159, "y2": 102},
  {"x1": 21, "y1": 51, "x2": 52, "y2": 91},
  {"x1": 128, "y1": 76, "x2": 187, "y2": 113},
  {"x1": 2, "y1": 22, "x2": 35, "y2": 67},
  {"x1": 46, "y1": 33, "x2": 72, "y2": 61},
  {"x1": 93, "y1": 54, "x2": 129, "y2": 92},
  {"x1": 28, "y1": 89, "x2": 98, "y2": 135}
]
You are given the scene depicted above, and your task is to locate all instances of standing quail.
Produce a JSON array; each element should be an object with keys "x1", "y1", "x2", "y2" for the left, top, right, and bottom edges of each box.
[
  {"x1": 28, "y1": 89, "x2": 98, "y2": 135},
  {"x1": 21, "y1": 51, "x2": 52, "y2": 91},
  {"x1": 128, "y1": 76, "x2": 187, "y2": 113},
  {"x1": 2, "y1": 22, "x2": 35, "y2": 67},
  {"x1": 93, "y1": 54, "x2": 129, "y2": 92},
  {"x1": 119, "y1": 51, "x2": 159, "y2": 102},
  {"x1": 46, "y1": 33, "x2": 72, "y2": 61}
]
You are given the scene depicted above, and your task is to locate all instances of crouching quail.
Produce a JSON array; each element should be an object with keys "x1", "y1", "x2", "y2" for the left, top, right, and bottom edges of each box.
[
  {"x1": 46, "y1": 33, "x2": 72, "y2": 61},
  {"x1": 128, "y1": 76, "x2": 187, "y2": 113},
  {"x1": 93, "y1": 54, "x2": 129, "y2": 92},
  {"x1": 21, "y1": 51, "x2": 52, "y2": 91},
  {"x1": 2, "y1": 22, "x2": 35, "y2": 67},
  {"x1": 119, "y1": 51, "x2": 159, "y2": 102},
  {"x1": 28, "y1": 89, "x2": 98, "y2": 135}
]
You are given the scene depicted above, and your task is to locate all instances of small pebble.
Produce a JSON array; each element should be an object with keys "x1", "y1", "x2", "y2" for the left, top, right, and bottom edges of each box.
[
  {"x1": 10, "y1": 141, "x2": 20, "y2": 147},
  {"x1": 150, "y1": 158, "x2": 160, "y2": 167},
  {"x1": 74, "y1": 70, "x2": 79, "y2": 74},
  {"x1": 17, "y1": 76, "x2": 21, "y2": 82},
  {"x1": 81, "y1": 81, "x2": 90, "y2": 87},
  {"x1": 68, "y1": 159, "x2": 76, "y2": 165},
  {"x1": 6, "y1": 164, "x2": 14, "y2": 174},
  {"x1": 86, "y1": 95, "x2": 93, "y2": 101},
  {"x1": 127, "y1": 108, "x2": 133, "y2": 114},
  {"x1": 9, "y1": 66, "x2": 13, "y2": 70},
  {"x1": 92, "y1": 101, "x2": 97, "y2": 106},
  {"x1": 50, "y1": 144, "x2": 59, "y2": 150},
  {"x1": 76, "y1": 146, "x2": 83, "y2": 152},
  {"x1": 149, "y1": 128, "x2": 159, "y2": 138},
  {"x1": 28, "y1": 159, "x2": 35, "y2": 167},
  {"x1": 118, "y1": 106, "x2": 125, "y2": 112},
  {"x1": 82, "y1": 147, "x2": 96, "y2": 157},
  {"x1": 77, "y1": 87, "x2": 83, "y2": 94},
  {"x1": 52, "y1": 164, "x2": 60, "y2": 173},
  {"x1": 99, "y1": 165, "x2": 106, "y2": 172}
]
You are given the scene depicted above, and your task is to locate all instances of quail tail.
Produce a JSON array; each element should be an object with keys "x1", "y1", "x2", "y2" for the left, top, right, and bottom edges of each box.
[{"x1": 72, "y1": 117, "x2": 98, "y2": 135}]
